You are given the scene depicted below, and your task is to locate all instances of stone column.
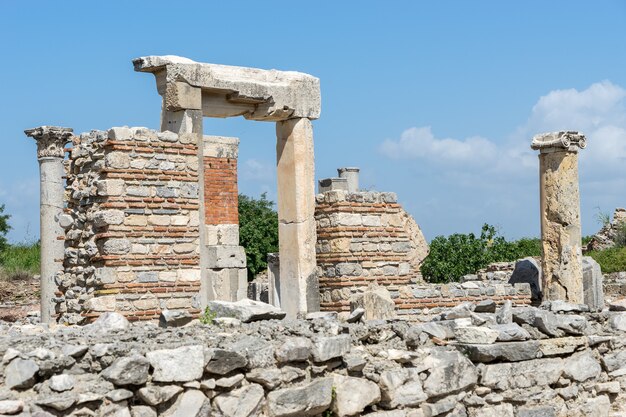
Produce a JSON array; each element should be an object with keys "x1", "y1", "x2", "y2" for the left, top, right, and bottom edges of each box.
[
  {"x1": 338, "y1": 167, "x2": 360, "y2": 193},
  {"x1": 24, "y1": 126, "x2": 73, "y2": 324},
  {"x1": 531, "y1": 131, "x2": 587, "y2": 303},
  {"x1": 275, "y1": 118, "x2": 319, "y2": 318}
]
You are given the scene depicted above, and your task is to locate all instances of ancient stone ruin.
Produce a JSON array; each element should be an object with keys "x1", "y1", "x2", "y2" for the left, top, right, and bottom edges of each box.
[
  {"x1": 531, "y1": 131, "x2": 586, "y2": 303},
  {"x1": 7, "y1": 56, "x2": 626, "y2": 417}
]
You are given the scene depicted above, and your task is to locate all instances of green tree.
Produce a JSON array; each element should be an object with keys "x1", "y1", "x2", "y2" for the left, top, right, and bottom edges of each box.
[
  {"x1": 238, "y1": 193, "x2": 279, "y2": 280},
  {"x1": 421, "y1": 224, "x2": 541, "y2": 283},
  {"x1": 0, "y1": 204, "x2": 10, "y2": 253}
]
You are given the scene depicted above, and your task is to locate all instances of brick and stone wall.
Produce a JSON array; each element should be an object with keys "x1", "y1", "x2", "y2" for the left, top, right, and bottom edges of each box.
[
  {"x1": 315, "y1": 189, "x2": 429, "y2": 311},
  {"x1": 59, "y1": 127, "x2": 202, "y2": 324},
  {"x1": 202, "y1": 136, "x2": 247, "y2": 302}
]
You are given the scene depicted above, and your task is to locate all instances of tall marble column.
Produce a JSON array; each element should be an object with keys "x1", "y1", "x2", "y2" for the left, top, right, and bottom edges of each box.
[
  {"x1": 25, "y1": 126, "x2": 73, "y2": 324},
  {"x1": 531, "y1": 131, "x2": 587, "y2": 303}
]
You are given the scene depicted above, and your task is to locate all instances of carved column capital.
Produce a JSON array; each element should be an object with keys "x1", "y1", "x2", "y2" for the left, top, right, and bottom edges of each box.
[
  {"x1": 531, "y1": 131, "x2": 587, "y2": 153},
  {"x1": 24, "y1": 126, "x2": 73, "y2": 159}
]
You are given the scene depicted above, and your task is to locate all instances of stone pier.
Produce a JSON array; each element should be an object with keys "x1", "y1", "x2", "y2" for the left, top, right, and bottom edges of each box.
[
  {"x1": 531, "y1": 131, "x2": 587, "y2": 303},
  {"x1": 276, "y1": 118, "x2": 319, "y2": 317},
  {"x1": 24, "y1": 126, "x2": 73, "y2": 323}
]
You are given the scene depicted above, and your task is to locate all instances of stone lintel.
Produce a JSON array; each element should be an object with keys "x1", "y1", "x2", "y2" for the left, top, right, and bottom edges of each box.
[
  {"x1": 203, "y1": 136, "x2": 240, "y2": 159},
  {"x1": 133, "y1": 55, "x2": 321, "y2": 121},
  {"x1": 24, "y1": 126, "x2": 73, "y2": 159},
  {"x1": 531, "y1": 131, "x2": 586, "y2": 153}
]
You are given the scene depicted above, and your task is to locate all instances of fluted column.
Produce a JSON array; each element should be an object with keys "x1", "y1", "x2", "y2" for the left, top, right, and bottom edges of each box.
[
  {"x1": 531, "y1": 131, "x2": 586, "y2": 303},
  {"x1": 25, "y1": 126, "x2": 73, "y2": 324}
]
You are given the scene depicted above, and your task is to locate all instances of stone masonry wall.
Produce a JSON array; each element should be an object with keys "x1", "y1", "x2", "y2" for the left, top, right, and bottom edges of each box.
[
  {"x1": 203, "y1": 140, "x2": 239, "y2": 226},
  {"x1": 315, "y1": 190, "x2": 430, "y2": 311},
  {"x1": 2, "y1": 302, "x2": 626, "y2": 416},
  {"x1": 59, "y1": 127, "x2": 202, "y2": 324}
]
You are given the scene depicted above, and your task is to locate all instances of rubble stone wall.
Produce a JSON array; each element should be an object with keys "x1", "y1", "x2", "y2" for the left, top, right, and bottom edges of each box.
[
  {"x1": 59, "y1": 127, "x2": 202, "y2": 324},
  {"x1": 2, "y1": 303, "x2": 626, "y2": 416},
  {"x1": 316, "y1": 190, "x2": 430, "y2": 311},
  {"x1": 321, "y1": 281, "x2": 532, "y2": 315}
]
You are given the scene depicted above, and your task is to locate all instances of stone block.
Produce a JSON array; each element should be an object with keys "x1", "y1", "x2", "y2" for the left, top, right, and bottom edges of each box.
[
  {"x1": 509, "y1": 257, "x2": 542, "y2": 302},
  {"x1": 108, "y1": 126, "x2": 133, "y2": 141},
  {"x1": 134, "y1": 55, "x2": 321, "y2": 121},
  {"x1": 207, "y1": 268, "x2": 247, "y2": 301},
  {"x1": 206, "y1": 245, "x2": 246, "y2": 268},
  {"x1": 582, "y1": 256, "x2": 604, "y2": 310},
  {"x1": 101, "y1": 239, "x2": 131, "y2": 255},
  {"x1": 205, "y1": 224, "x2": 239, "y2": 246},
  {"x1": 105, "y1": 152, "x2": 131, "y2": 169},
  {"x1": 350, "y1": 284, "x2": 396, "y2": 320},
  {"x1": 94, "y1": 267, "x2": 117, "y2": 284},
  {"x1": 159, "y1": 271, "x2": 177, "y2": 282},
  {"x1": 85, "y1": 295, "x2": 117, "y2": 312},
  {"x1": 335, "y1": 213, "x2": 362, "y2": 226},
  {"x1": 178, "y1": 269, "x2": 201, "y2": 282},
  {"x1": 127, "y1": 185, "x2": 151, "y2": 197},
  {"x1": 165, "y1": 81, "x2": 202, "y2": 111},
  {"x1": 125, "y1": 215, "x2": 148, "y2": 226},
  {"x1": 318, "y1": 177, "x2": 348, "y2": 194},
  {"x1": 96, "y1": 179, "x2": 124, "y2": 196},
  {"x1": 203, "y1": 136, "x2": 239, "y2": 158}
]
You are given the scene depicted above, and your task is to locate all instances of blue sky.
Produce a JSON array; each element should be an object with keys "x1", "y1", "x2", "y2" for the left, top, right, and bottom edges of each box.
[{"x1": 1, "y1": 1, "x2": 625, "y2": 243}]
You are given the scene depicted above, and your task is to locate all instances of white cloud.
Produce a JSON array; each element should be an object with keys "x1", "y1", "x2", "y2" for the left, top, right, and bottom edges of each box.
[
  {"x1": 380, "y1": 81, "x2": 626, "y2": 180},
  {"x1": 240, "y1": 158, "x2": 275, "y2": 181},
  {"x1": 378, "y1": 81, "x2": 626, "y2": 238},
  {"x1": 380, "y1": 126, "x2": 497, "y2": 166}
]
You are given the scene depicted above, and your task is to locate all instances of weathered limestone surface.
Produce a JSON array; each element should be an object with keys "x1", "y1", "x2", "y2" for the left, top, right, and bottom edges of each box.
[
  {"x1": 2, "y1": 301, "x2": 625, "y2": 416},
  {"x1": 276, "y1": 118, "x2": 319, "y2": 318},
  {"x1": 531, "y1": 131, "x2": 586, "y2": 304},
  {"x1": 24, "y1": 126, "x2": 73, "y2": 324},
  {"x1": 133, "y1": 55, "x2": 321, "y2": 121}
]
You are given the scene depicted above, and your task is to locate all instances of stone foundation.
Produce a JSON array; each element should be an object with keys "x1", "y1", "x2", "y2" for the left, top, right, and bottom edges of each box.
[{"x1": 1, "y1": 303, "x2": 626, "y2": 416}]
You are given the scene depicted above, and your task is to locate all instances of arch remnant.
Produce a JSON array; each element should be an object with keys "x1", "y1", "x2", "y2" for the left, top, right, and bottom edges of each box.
[{"x1": 134, "y1": 56, "x2": 322, "y2": 318}]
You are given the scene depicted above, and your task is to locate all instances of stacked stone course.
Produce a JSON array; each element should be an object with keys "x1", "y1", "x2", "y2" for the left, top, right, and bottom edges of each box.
[
  {"x1": 316, "y1": 189, "x2": 429, "y2": 312},
  {"x1": 59, "y1": 127, "x2": 202, "y2": 324}
]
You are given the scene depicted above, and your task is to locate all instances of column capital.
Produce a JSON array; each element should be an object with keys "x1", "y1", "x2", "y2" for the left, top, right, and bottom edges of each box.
[
  {"x1": 24, "y1": 126, "x2": 73, "y2": 159},
  {"x1": 531, "y1": 131, "x2": 586, "y2": 153}
]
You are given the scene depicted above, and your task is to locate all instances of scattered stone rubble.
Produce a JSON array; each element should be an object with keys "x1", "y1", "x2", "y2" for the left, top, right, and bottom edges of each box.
[
  {"x1": 2, "y1": 298, "x2": 626, "y2": 417},
  {"x1": 586, "y1": 208, "x2": 626, "y2": 251}
]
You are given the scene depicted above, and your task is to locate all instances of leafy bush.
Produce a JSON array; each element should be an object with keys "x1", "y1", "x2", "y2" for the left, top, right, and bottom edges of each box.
[
  {"x1": 587, "y1": 246, "x2": 626, "y2": 274},
  {"x1": 238, "y1": 193, "x2": 279, "y2": 280},
  {"x1": 421, "y1": 224, "x2": 541, "y2": 283}
]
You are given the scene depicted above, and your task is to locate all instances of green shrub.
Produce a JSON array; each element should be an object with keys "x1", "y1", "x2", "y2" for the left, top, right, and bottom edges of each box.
[
  {"x1": 238, "y1": 193, "x2": 279, "y2": 280},
  {"x1": 421, "y1": 224, "x2": 541, "y2": 283},
  {"x1": 587, "y1": 246, "x2": 626, "y2": 273},
  {"x1": 0, "y1": 242, "x2": 40, "y2": 279}
]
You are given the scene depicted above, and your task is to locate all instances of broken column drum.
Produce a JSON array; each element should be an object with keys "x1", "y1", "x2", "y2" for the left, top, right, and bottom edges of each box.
[
  {"x1": 24, "y1": 126, "x2": 73, "y2": 324},
  {"x1": 134, "y1": 56, "x2": 322, "y2": 318},
  {"x1": 531, "y1": 131, "x2": 586, "y2": 303}
]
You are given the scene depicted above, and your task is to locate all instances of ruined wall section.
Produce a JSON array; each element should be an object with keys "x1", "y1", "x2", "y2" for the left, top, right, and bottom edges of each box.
[
  {"x1": 59, "y1": 127, "x2": 201, "y2": 324},
  {"x1": 315, "y1": 190, "x2": 429, "y2": 311}
]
